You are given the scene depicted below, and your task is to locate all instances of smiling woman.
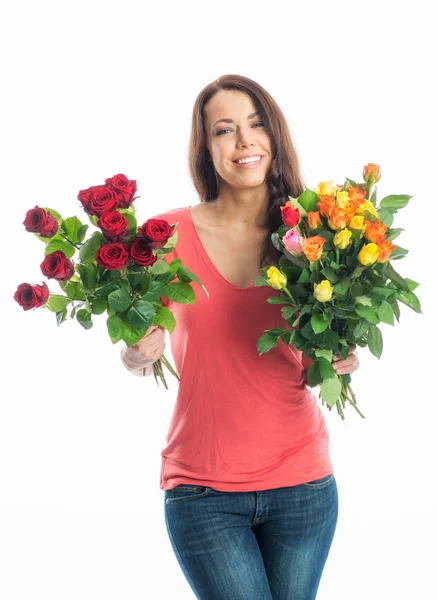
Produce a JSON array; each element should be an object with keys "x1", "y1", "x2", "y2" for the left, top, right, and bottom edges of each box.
[{"x1": 127, "y1": 73, "x2": 342, "y2": 600}]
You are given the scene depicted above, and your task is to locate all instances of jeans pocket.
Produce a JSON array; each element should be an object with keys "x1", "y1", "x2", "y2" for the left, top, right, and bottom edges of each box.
[
  {"x1": 303, "y1": 473, "x2": 335, "y2": 488},
  {"x1": 165, "y1": 485, "x2": 210, "y2": 503}
]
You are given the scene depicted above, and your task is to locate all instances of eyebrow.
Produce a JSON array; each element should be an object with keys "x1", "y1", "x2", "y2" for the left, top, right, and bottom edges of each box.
[{"x1": 212, "y1": 111, "x2": 260, "y2": 129}]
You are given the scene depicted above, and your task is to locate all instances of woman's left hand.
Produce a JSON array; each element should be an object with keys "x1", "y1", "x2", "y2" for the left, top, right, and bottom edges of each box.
[{"x1": 332, "y1": 344, "x2": 360, "y2": 375}]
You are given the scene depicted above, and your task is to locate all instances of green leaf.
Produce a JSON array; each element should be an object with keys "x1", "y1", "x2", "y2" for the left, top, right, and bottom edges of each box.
[
  {"x1": 76, "y1": 308, "x2": 93, "y2": 329},
  {"x1": 140, "y1": 280, "x2": 166, "y2": 303},
  {"x1": 306, "y1": 361, "x2": 322, "y2": 387},
  {"x1": 385, "y1": 228, "x2": 404, "y2": 242},
  {"x1": 390, "y1": 245, "x2": 409, "y2": 260},
  {"x1": 266, "y1": 295, "x2": 293, "y2": 305},
  {"x1": 368, "y1": 324, "x2": 383, "y2": 358},
  {"x1": 42, "y1": 207, "x2": 62, "y2": 221},
  {"x1": 257, "y1": 332, "x2": 280, "y2": 355},
  {"x1": 106, "y1": 315, "x2": 124, "y2": 343},
  {"x1": 91, "y1": 297, "x2": 108, "y2": 315},
  {"x1": 79, "y1": 231, "x2": 103, "y2": 264},
  {"x1": 297, "y1": 189, "x2": 320, "y2": 212},
  {"x1": 377, "y1": 208, "x2": 394, "y2": 227},
  {"x1": 44, "y1": 237, "x2": 76, "y2": 259},
  {"x1": 121, "y1": 323, "x2": 147, "y2": 347},
  {"x1": 379, "y1": 194, "x2": 412, "y2": 210},
  {"x1": 310, "y1": 312, "x2": 330, "y2": 334},
  {"x1": 396, "y1": 290, "x2": 422, "y2": 313},
  {"x1": 55, "y1": 308, "x2": 68, "y2": 325},
  {"x1": 318, "y1": 356, "x2": 336, "y2": 379},
  {"x1": 146, "y1": 258, "x2": 171, "y2": 275},
  {"x1": 333, "y1": 276, "x2": 351, "y2": 296},
  {"x1": 77, "y1": 263, "x2": 98, "y2": 290},
  {"x1": 355, "y1": 295, "x2": 373, "y2": 306},
  {"x1": 377, "y1": 300, "x2": 394, "y2": 325},
  {"x1": 108, "y1": 287, "x2": 131, "y2": 312},
  {"x1": 127, "y1": 300, "x2": 155, "y2": 328},
  {"x1": 381, "y1": 261, "x2": 410, "y2": 292},
  {"x1": 355, "y1": 304, "x2": 380, "y2": 324},
  {"x1": 62, "y1": 216, "x2": 85, "y2": 245},
  {"x1": 281, "y1": 306, "x2": 296, "y2": 320},
  {"x1": 287, "y1": 194, "x2": 308, "y2": 217},
  {"x1": 46, "y1": 295, "x2": 70, "y2": 312},
  {"x1": 297, "y1": 268, "x2": 310, "y2": 284},
  {"x1": 320, "y1": 377, "x2": 342, "y2": 408},
  {"x1": 405, "y1": 278, "x2": 420, "y2": 292},
  {"x1": 163, "y1": 282, "x2": 196, "y2": 304},
  {"x1": 77, "y1": 224, "x2": 89, "y2": 243},
  {"x1": 321, "y1": 266, "x2": 339, "y2": 283},
  {"x1": 314, "y1": 348, "x2": 333, "y2": 363},
  {"x1": 59, "y1": 279, "x2": 85, "y2": 300},
  {"x1": 154, "y1": 305, "x2": 176, "y2": 333}
]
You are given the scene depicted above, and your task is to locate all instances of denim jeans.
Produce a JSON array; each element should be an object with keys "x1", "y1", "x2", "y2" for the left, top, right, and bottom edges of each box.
[{"x1": 164, "y1": 472, "x2": 338, "y2": 599}]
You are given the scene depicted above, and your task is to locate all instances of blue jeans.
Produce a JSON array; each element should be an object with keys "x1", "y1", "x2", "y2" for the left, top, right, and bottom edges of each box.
[{"x1": 164, "y1": 472, "x2": 338, "y2": 599}]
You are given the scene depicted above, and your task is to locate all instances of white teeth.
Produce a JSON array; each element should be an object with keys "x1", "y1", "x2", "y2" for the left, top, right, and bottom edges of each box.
[{"x1": 237, "y1": 156, "x2": 262, "y2": 164}]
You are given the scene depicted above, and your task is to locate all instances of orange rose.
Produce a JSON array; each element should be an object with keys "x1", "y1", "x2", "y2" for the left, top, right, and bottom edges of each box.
[
  {"x1": 363, "y1": 163, "x2": 381, "y2": 184},
  {"x1": 364, "y1": 220, "x2": 387, "y2": 244},
  {"x1": 377, "y1": 240, "x2": 395, "y2": 263},
  {"x1": 317, "y1": 195, "x2": 336, "y2": 217},
  {"x1": 303, "y1": 235, "x2": 325, "y2": 262},
  {"x1": 307, "y1": 211, "x2": 322, "y2": 229},
  {"x1": 328, "y1": 207, "x2": 350, "y2": 230},
  {"x1": 347, "y1": 186, "x2": 367, "y2": 204}
]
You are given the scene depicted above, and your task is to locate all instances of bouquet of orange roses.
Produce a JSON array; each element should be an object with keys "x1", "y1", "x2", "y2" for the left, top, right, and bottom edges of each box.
[
  {"x1": 256, "y1": 163, "x2": 421, "y2": 419},
  {"x1": 13, "y1": 173, "x2": 206, "y2": 389}
]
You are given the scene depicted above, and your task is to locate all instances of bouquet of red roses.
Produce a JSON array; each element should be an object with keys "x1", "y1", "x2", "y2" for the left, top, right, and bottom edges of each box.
[
  {"x1": 256, "y1": 163, "x2": 421, "y2": 419},
  {"x1": 14, "y1": 173, "x2": 207, "y2": 389}
]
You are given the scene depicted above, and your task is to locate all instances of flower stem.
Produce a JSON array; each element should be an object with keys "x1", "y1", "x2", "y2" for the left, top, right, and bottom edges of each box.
[
  {"x1": 282, "y1": 287, "x2": 296, "y2": 306},
  {"x1": 59, "y1": 233, "x2": 81, "y2": 250}
]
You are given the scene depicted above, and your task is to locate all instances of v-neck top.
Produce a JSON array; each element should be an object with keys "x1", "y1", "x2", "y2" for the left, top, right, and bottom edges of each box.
[{"x1": 150, "y1": 205, "x2": 333, "y2": 492}]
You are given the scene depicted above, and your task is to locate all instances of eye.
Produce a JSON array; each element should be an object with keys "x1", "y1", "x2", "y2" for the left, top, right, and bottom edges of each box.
[{"x1": 215, "y1": 122, "x2": 265, "y2": 136}]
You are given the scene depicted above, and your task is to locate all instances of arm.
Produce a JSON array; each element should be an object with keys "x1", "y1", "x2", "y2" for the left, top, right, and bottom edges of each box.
[{"x1": 120, "y1": 345, "x2": 155, "y2": 377}]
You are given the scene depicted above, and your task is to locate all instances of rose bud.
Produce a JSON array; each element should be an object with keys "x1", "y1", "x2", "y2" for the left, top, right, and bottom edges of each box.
[
  {"x1": 97, "y1": 210, "x2": 129, "y2": 242},
  {"x1": 40, "y1": 250, "x2": 75, "y2": 281},
  {"x1": 104, "y1": 174, "x2": 138, "y2": 209},
  {"x1": 14, "y1": 282, "x2": 49, "y2": 311},
  {"x1": 23, "y1": 206, "x2": 59, "y2": 238},
  {"x1": 363, "y1": 163, "x2": 381, "y2": 184},
  {"x1": 77, "y1": 184, "x2": 119, "y2": 216},
  {"x1": 95, "y1": 242, "x2": 129, "y2": 270},
  {"x1": 138, "y1": 218, "x2": 172, "y2": 249},
  {"x1": 129, "y1": 237, "x2": 158, "y2": 267}
]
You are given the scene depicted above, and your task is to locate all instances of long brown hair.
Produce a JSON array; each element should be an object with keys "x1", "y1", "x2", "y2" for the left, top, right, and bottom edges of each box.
[{"x1": 188, "y1": 74, "x2": 307, "y2": 267}]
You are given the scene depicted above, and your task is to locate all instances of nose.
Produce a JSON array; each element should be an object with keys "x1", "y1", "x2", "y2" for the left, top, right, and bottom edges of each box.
[{"x1": 236, "y1": 127, "x2": 254, "y2": 148}]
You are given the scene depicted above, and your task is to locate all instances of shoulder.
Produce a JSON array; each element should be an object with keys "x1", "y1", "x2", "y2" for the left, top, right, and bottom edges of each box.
[{"x1": 148, "y1": 206, "x2": 188, "y2": 226}]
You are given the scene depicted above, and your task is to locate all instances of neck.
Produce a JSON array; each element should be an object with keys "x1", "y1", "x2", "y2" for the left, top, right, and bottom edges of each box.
[{"x1": 208, "y1": 184, "x2": 270, "y2": 231}]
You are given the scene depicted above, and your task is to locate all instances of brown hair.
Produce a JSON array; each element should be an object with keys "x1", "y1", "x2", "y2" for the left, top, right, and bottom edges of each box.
[{"x1": 188, "y1": 73, "x2": 307, "y2": 267}]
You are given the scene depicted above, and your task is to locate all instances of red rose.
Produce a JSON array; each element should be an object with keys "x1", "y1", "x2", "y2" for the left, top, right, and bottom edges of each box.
[
  {"x1": 95, "y1": 242, "x2": 129, "y2": 270},
  {"x1": 280, "y1": 205, "x2": 300, "y2": 228},
  {"x1": 14, "y1": 282, "x2": 49, "y2": 311},
  {"x1": 138, "y1": 218, "x2": 172, "y2": 249},
  {"x1": 129, "y1": 237, "x2": 158, "y2": 267},
  {"x1": 77, "y1": 184, "x2": 119, "y2": 216},
  {"x1": 40, "y1": 251, "x2": 75, "y2": 281},
  {"x1": 105, "y1": 174, "x2": 137, "y2": 209},
  {"x1": 97, "y1": 210, "x2": 129, "y2": 242},
  {"x1": 23, "y1": 206, "x2": 58, "y2": 238}
]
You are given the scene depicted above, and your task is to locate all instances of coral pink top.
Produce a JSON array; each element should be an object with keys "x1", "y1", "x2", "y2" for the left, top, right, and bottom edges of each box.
[{"x1": 150, "y1": 205, "x2": 333, "y2": 492}]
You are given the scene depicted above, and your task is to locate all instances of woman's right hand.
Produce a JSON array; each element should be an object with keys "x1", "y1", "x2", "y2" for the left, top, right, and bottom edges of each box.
[{"x1": 122, "y1": 325, "x2": 166, "y2": 370}]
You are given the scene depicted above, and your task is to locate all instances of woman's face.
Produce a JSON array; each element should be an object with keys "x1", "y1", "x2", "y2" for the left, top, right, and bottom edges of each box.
[{"x1": 204, "y1": 90, "x2": 272, "y2": 191}]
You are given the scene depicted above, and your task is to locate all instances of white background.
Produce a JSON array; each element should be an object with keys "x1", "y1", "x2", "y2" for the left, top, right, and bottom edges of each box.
[{"x1": 1, "y1": 1, "x2": 437, "y2": 598}]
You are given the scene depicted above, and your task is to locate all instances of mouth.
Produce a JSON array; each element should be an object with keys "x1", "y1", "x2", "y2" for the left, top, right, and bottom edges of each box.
[{"x1": 232, "y1": 155, "x2": 265, "y2": 169}]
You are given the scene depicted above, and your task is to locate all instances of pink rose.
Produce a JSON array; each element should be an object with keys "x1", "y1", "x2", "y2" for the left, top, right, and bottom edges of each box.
[{"x1": 282, "y1": 229, "x2": 304, "y2": 256}]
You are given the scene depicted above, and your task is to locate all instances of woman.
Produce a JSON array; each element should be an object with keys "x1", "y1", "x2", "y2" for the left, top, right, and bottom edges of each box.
[{"x1": 121, "y1": 74, "x2": 359, "y2": 600}]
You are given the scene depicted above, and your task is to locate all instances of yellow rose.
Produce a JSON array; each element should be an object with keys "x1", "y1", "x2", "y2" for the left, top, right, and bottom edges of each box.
[
  {"x1": 314, "y1": 180, "x2": 336, "y2": 196},
  {"x1": 358, "y1": 243, "x2": 380, "y2": 266},
  {"x1": 266, "y1": 266, "x2": 287, "y2": 290},
  {"x1": 356, "y1": 199, "x2": 378, "y2": 218},
  {"x1": 336, "y1": 191, "x2": 350, "y2": 209},
  {"x1": 314, "y1": 280, "x2": 333, "y2": 302},
  {"x1": 333, "y1": 228, "x2": 352, "y2": 249},
  {"x1": 349, "y1": 215, "x2": 366, "y2": 237}
]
